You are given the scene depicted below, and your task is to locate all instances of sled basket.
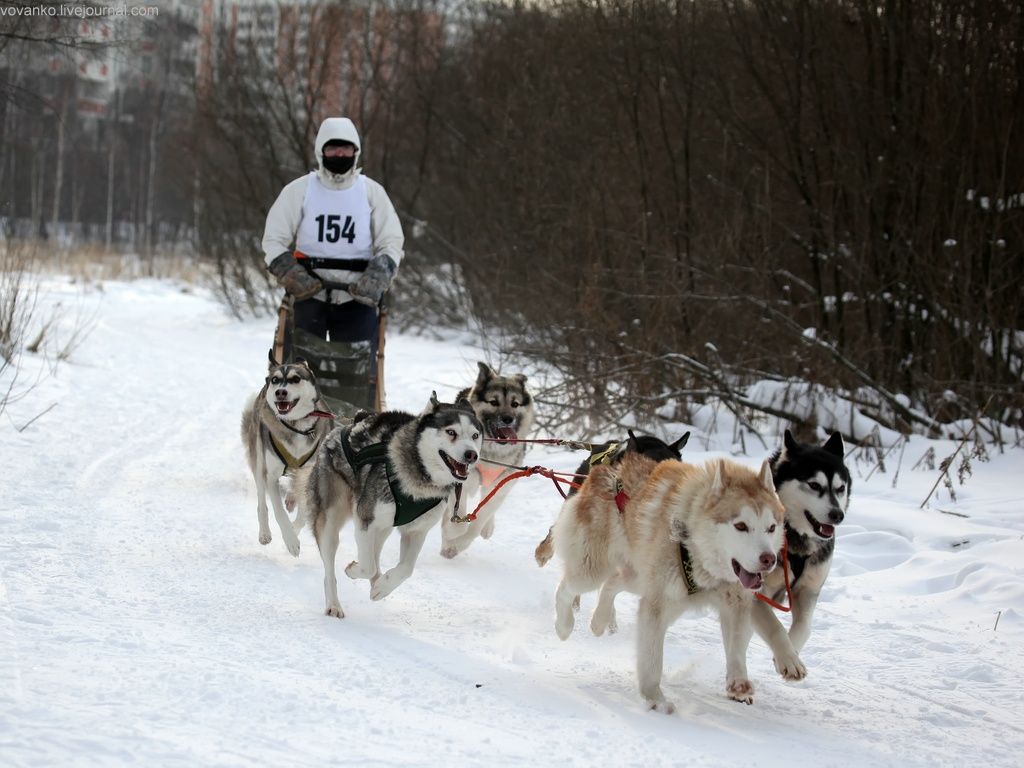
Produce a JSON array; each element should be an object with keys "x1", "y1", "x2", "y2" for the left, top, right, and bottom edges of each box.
[
  {"x1": 271, "y1": 288, "x2": 387, "y2": 422},
  {"x1": 292, "y1": 328, "x2": 376, "y2": 420}
]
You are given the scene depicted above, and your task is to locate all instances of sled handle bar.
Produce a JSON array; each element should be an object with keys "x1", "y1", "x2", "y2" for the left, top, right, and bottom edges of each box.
[{"x1": 314, "y1": 280, "x2": 387, "y2": 312}]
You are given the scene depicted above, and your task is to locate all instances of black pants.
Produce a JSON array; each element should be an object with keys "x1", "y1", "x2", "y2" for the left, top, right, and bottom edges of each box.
[{"x1": 294, "y1": 298, "x2": 378, "y2": 345}]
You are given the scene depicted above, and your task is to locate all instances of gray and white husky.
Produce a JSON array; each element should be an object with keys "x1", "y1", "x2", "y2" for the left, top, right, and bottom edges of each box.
[
  {"x1": 439, "y1": 362, "x2": 536, "y2": 558},
  {"x1": 295, "y1": 393, "x2": 483, "y2": 617},
  {"x1": 240, "y1": 359, "x2": 333, "y2": 556},
  {"x1": 752, "y1": 430, "x2": 850, "y2": 675}
]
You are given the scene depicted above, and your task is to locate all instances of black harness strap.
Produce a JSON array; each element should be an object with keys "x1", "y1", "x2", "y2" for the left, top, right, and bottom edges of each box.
[
  {"x1": 787, "y1": 551, "x2": 808, "y2": 588},
  {"x1": 298, "y1": 256, "x2": 370, "y2": 272},
  {"x1": 678, "y1": 542, "x2": 701, "y2": 596},
  {"x1": 338, "y1": 426, "x2": 446, "y2": 527}
]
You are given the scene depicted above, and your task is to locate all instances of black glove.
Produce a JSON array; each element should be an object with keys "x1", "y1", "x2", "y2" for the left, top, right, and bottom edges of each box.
[
  {"x1": 268, "y1": 253, "x2": 322, "y2": 301},
  {"x1": 348, "y1": 254, "x2": 397, "y2": 307}
]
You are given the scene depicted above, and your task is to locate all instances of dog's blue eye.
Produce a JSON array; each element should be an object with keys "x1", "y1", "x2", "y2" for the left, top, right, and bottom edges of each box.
[
  {"x1": 271, "y1": 377, "x2": 281, "y2": 385},
  {"x1": 446, "y1": 429, "x2": 456, "y2": 438},
  {"x1": 473, "y1": 433, "x2": 479, "y2": 440}
]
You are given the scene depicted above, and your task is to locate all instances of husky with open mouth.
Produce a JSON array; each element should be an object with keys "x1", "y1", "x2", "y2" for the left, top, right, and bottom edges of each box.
[
  {"x1": 752, "y1": 430, "x2": 850, "y2": 675},
  {"x1": 295, "y1": 393, "x2": 482, "y2": 617},
  {"x1": 548, "y1": 455, "x2": 789, "y2": 710},
  {"x1": 241, "y1": 358, "x2": 333, "y2": 556},
  {"x1": 439, "y1": 361, "x2": 535, "y2": 559}
]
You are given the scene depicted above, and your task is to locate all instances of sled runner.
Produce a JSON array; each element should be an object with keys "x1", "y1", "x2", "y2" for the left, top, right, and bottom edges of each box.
[{"x1": 271, "y1": 280, "x2": 387, "y2": 421}]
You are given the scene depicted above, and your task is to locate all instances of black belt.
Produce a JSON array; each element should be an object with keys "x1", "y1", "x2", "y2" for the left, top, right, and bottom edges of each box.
[{"x1": 298, "y1": 256, "x2": 369, "y2": 272}]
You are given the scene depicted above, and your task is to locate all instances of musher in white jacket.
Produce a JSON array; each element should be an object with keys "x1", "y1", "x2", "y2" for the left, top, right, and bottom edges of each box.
[{"x1": 262, "y1": 117, "x2": 404, "y2": 345}]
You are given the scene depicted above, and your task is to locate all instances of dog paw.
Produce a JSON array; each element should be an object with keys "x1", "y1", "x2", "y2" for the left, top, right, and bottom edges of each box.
[
  {"x1": 325, "y1": 603, "x2": 345, "y2": 619},
  {"x1": 345, "y1": 560, "x2": 370, "y2": 580},
  {"x1": 370, "y1": 572, "x2": 401, "y2": 601},
  {"x1": 555, "y1": 611, "x2": 575, "y2": 641},
  {"x1": 439, "y1": 545, "x2": 460, "y2": 560},
  {"x1": 644, "y1": 695, "x2": 676, "y2": 714},
  {"x1": 480, "y1": 518, "x2": 495, "y2": 539},
  {"x1": 774, "y1": 652, "x2": 807, "y2": 682},
  {"x1": 258, "y1": 530, "x2": 272, "y2": 545},
  {"x1": 726, "y1": 678, "x2": 755, "y2": 705},
  {"x1": 283, "y1": 536, "x2": 300, "y2": 557},
  {"x1": 590, "y1": 610, "x2": 617, "y2": 637}
]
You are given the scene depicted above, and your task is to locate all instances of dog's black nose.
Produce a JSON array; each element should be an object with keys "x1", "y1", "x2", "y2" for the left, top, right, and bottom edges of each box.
[
  {"x1": 275, "y1": 388, "x2": 288, "y2": 399},
  {"x1": 759, "y1": 552, "x2": 776, "y2": 570},
  {"x1": 464, "y1": 449, "x2": 478, "y2": 464},
  {"x1": 501, "y1": 415, "x2": 515, "y2": 425},
  {"x1": 829, "y1": 509, "x2": 845, "y2": 524}
]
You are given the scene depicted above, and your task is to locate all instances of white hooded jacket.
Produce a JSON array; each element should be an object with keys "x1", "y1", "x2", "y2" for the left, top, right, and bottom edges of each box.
[{"x1": 262, "y1": 117, "x2": 405, "y2": 304}]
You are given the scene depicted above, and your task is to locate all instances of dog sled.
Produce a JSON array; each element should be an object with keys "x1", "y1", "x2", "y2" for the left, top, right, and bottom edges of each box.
[{"x1": 271, "y1": 279, "x2": 387, "y2": 421}]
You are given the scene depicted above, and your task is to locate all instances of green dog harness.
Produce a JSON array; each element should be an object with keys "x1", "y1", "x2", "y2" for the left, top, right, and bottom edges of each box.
[{"x1": 338, "y1": 426, "x2": 447, "y2": 526}]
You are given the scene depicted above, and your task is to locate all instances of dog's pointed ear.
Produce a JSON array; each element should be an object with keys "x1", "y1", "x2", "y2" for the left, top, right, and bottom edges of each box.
[
  {"x1": 626, "y1": 429, "x2": 639, "y2": 451},
  {"x1": 422, "y1": 390, "x2": 441, "y2": 414},
  {"x1": 513, "y1": 373, "x2": 527, "y2": 387},
  {"x1": 783, "y1": 429, "x2": 799, "y2": 453},
  {"x1": 758, "y1": 458, "x2": 775, "y2": 492},
  {"x1": 823, "y1": 431, "x2": 845, "y2": 457},
  {"x1": 710, "y1": 459, "x2": 726, "y2": 497},
  {"x1": 671, "y1": 431, "x2": 690, "y2": 453},
  {"x1": 475, "y1": 361, "x2": 495, "y2": 387},
  {"x1": 267, "y1": 349, "x2": 278, "y2": 371},
  {"x1": 455, "y1": 395, "x2": 473, "y2": 412}
]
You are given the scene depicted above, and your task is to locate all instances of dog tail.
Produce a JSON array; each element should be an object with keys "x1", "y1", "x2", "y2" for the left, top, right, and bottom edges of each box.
[{"x1": 534, "y1": 526, "x2": 555, "y2": 567}]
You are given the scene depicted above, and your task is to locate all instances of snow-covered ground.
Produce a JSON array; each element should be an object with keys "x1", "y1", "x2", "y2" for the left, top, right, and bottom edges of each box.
[{"x1": 2, "y1": 277, "x2": 1022, "y2": 767}]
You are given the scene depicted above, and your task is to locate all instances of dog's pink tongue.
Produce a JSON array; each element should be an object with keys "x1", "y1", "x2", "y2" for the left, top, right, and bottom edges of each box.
[
  {"x1": 735, "y1": 564, "x2": 763, "y2": 590},
  {"x1": 495, "y1": 427, "x2": 518, "y2": 442},
  {"x1": 819, "y1": 523, "x2": 835, "y2": 537}
]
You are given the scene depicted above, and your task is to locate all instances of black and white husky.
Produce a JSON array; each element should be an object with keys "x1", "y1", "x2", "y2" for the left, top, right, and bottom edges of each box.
[
  {"x1": 240, "y1": 359, "x2": 333, "y2": 556},
  {"x1": 752, "y1": 430, "x2": 851, "y2": 679},
  {"x1": 295, "y1": 393, "x2": 483, "y2": 617},
  {"x1": 439, "y1": 362, "x2": 536, "y2": 558}
]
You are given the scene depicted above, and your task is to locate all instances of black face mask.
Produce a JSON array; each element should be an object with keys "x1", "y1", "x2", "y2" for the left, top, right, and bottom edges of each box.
[{"x1": 322, "y1": 154, "x2": 355, "y2": 175}]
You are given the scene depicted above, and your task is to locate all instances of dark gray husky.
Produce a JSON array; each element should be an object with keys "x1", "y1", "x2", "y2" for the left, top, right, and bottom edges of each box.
[
  {"x1": 440, "y1": 362, "x2": 536, "y2": 558},
  {"x1": 295, "y1": 393, "x2": 483, "y2": 617}
]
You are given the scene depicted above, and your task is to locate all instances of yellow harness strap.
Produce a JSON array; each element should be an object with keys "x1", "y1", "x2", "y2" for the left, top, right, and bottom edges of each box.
[
  {"x1": 588, "y1": 442, "x2": 620, "y2": 467},
  {"x1": 269, "y1": 431, "x2": 318, "y2": 471}
]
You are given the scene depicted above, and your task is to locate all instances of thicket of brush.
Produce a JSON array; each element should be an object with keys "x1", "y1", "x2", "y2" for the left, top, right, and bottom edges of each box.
[
  {"x1": 194, "y1": 1, "x2": 1021, "y2": 433},
  {"x1": 65, "y1": 0, "x2": 1024, "y2": 435}
]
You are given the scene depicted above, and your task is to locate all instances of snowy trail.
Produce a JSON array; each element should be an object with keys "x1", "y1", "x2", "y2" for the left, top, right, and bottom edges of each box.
[{"x1": 1, "y1": 278, "x2": 1022, "y2": 767}]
